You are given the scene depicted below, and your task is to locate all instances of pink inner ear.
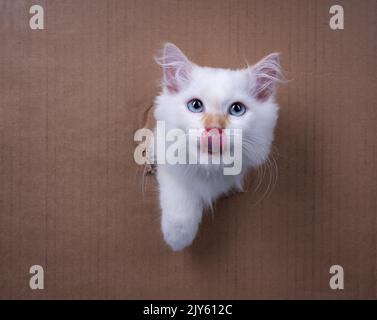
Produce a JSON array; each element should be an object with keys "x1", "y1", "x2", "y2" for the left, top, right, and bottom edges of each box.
[
  {"x1": 255, "y1": 69, "x2": 277, "y2": 101},
  {"x1": 165, "y1": 67, "x2": 180, "y2": 93},
  {"x1": 158, "y1": 43, "x2": 191, "y2": 93},
  {"x1": 252, "y1": 53, "x2": 281, "y2": 102}
]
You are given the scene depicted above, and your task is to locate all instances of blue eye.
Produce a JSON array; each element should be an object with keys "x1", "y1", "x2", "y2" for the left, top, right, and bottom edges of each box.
[
  {"x1": 187, "y1": 98, "x2": 204, "y2": 113},
  {"x1": 228, "y1": 102, "x2": 246, "y2": 116}
]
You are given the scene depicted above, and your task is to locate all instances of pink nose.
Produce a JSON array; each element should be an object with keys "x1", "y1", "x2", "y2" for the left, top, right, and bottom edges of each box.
[{"x1": 201, "y1": 127, "x2": 225, "y2": 154}]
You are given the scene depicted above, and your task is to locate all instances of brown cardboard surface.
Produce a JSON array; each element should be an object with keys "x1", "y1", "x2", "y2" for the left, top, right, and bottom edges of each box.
[{"x1": 0, "y1": 0, "x2": 376, "y2": 299}]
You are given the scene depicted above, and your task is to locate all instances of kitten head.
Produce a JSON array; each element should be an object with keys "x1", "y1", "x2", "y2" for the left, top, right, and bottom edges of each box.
[{"x1": 154, "y1": 43, "x2": 283, "y2": 169}]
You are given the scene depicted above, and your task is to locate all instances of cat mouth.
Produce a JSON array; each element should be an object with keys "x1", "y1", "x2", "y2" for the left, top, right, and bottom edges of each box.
[
  {"x1": 207, "y1": 135, "x2": 222, "y2": 154},
  {"x1": 201, "y1": 128, "x2": 224, "y2": 154}
]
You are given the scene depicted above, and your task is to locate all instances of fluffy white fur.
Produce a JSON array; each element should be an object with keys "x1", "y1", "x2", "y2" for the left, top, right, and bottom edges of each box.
[{"x1": 153, "y1": 43, "x2": 282, "y2": 251}]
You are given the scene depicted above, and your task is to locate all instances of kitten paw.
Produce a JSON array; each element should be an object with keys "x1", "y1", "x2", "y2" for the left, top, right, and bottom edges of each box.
[{"x1": 162, "y1": 219, "x2": 198, "y2": 251}]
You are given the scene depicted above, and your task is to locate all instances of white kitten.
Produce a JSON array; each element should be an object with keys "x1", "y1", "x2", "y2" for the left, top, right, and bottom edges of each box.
[{"x1": 153, "y1": 43, "x2": 282, "y2": 251}]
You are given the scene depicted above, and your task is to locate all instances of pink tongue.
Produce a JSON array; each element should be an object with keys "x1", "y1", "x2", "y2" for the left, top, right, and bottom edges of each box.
[{"x1": 201, "y1": 128, "x2": 224, "y2": 154}]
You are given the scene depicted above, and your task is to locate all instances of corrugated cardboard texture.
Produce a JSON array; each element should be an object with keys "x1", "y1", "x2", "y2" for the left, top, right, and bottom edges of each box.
[{"x1": 0, "y1": 0, "x2": 376, "y2": 299}]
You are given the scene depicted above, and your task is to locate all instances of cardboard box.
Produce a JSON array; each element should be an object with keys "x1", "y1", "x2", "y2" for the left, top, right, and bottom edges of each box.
[{"x1": 0, "y1": 0, "x2": 376, "y2": 299}]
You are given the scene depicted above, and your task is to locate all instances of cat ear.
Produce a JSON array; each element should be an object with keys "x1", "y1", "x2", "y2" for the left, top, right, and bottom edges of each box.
[
  {"x1": 249, "y1": 53, "x2": 282, "y2": 101},
  {"x1": 155, "y1": 43, "x2": 192, "y2": 93}
]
